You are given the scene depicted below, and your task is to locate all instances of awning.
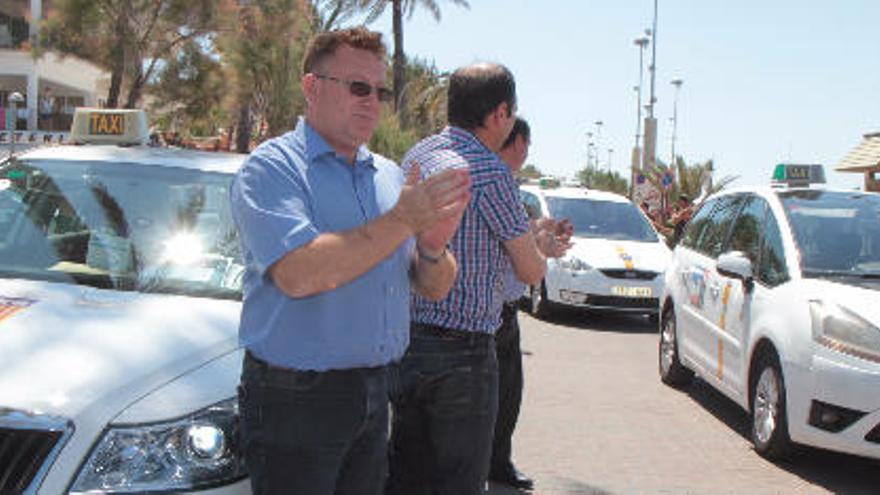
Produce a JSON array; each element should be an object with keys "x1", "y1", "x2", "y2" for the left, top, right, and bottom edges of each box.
[{"x1": 836, "y1": 132, "x2": 880, "y2": 173}]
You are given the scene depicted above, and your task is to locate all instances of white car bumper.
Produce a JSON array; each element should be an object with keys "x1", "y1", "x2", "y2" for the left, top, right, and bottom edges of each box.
[
  {"x1": 546, "y1": 268, "x2": 663, "y2": 314},
  {"x1": 787, "y1": 349, "x2": 880, "y2": 460}
]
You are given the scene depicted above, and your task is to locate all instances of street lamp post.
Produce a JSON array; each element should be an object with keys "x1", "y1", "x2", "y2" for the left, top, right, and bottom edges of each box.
[
  {"x1": 594, "y1": 120, "x2": 603, "y2": 168},
  {"x1": 631, "y1": 35, "x2": 650, "y2": 199},
  {"x1": 586, "y1": 131, "x2": 593, "y2": 168},
  {"x1": 643, "y1": 0, "x2": 660, "y2": 174},
  {"x1": 670, "y1": 78, "x2": 683, "y2": 170},
  {"x1": 607, "y1": 148, "x2": 614, "y2": 172},
  {"x1": 633, "y1": 37, "x2": 650, "y2": 149}
]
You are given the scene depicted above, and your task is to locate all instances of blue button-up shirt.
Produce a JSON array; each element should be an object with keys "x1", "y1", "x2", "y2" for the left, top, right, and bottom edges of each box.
[
  {"x1": 230, "y1": 118, "x2": 412, "y2": 371},
  {"x1": 403, "y1": 126, "x2": 529, "y2": 333}
]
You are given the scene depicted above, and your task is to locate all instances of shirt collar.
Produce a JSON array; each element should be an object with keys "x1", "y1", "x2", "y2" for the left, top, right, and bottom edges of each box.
[
  {"x1": 446, "y1": 125, "x2": 492, "y2": 154},
  {"x1": 297, "y1": 117, "x2": 376, "y2": 169}
]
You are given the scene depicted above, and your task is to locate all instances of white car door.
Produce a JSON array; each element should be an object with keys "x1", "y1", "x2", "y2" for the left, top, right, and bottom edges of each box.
[
  {"x1": 713, "y1": 195, "x2": 768, "y2": 400},
  {"x1": 678, "y1": 195, "x2": 744, "y2": 380}
]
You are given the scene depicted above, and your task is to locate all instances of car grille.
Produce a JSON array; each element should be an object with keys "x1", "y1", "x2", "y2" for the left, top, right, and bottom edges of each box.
[
  {"x1": 599, "y1": 269, "x2": 659, "y2": 280},
  {"x1": 0, "y1": 409, "x2": 73, "y2": 494},
  {"x1": 586, "y1": 295, "x2": 659, "y2": 309}
]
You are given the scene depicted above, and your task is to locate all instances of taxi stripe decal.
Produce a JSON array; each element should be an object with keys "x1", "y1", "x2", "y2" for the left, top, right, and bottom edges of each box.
[
  {"x1": 614, "y1": 246, "x2": 635, "y2": 270},
  {"x1": 716, "y1": 283, "x2": 732, "y2": 380},
  {"x1": 0, "y1": 297, "x2": 36, "y2": 323},
  {"x1": 718, "y1": 283, "x2": 732, "y2": 330}
]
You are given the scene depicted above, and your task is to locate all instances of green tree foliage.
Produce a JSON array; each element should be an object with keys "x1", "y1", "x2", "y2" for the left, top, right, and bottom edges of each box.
[
  {"x1": 397, "y1": 58, "x2": 447, "y2": 134},
  {"x1": 369, "y1": 111, "x2": 419, "y2": 162},
  {"x1": 309, "y1": 0, "x2": 362, "y2": 31},
  {"x1": 519, "y1": 164, "x2": 543, "y2": 181},
  {"x1": 358, "y1": 0, "x2": 469, "y2": 110},
  {"x1": 215, "y1": 0, "x2": 314, "y2": 151},
  {"x1": 40, "y1": 0, "x2": 221, "y2": 108},
  {"x1": 148, "y1": 40, "x2": 227, "y2": 137},
  {"x1": 576, "y1": 167, "x2": 629, "y2": 195},
  {"x1": 670, "y1": 156, "x2": 738, "y2": 203}
]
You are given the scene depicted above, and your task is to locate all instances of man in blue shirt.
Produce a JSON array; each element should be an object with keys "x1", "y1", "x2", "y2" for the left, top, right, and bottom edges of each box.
[
  {"x1": 386, "y1": 64, "x2": 570, "y2": 495},
  {"x1": 230, "y1": 27, "x2": 470, "y2": 495}
]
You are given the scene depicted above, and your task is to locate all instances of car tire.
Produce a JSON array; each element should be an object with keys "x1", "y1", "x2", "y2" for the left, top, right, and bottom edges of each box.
[
  {"x1": 529, "y1": 281, "x2": 551, "y2": 319},
  {"x1": 658, "y1": 307, "x2": 693, "y2": 388},
  {"x1": 750, "y1": 351, "x2": 792, "y2": 460}
]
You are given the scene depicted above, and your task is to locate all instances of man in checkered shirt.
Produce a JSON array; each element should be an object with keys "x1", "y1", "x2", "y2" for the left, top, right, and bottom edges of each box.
[{"x1": 387, "y1": 63, "x2": 570, "y2": 495}]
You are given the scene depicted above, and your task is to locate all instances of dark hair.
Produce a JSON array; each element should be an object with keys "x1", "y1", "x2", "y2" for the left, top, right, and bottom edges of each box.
[
  {"x1": 447, "y1": 63, "x2": 516, "y2": 130},
  {"x1": 501, "y1": 117, "x2": 530, "y2": 150},
  {"x1": 678, "y1": 194, "x2": 690, "y2": 203},
  {"x1": 301, "y1": 27, "x2": 386, "y2": 74}
]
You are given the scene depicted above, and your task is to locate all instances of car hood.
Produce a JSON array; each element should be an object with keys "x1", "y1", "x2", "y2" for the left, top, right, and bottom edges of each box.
[
  {"x1": 0, "y1": 278, "x2": 241, "y2": 419},
  {"x1": 566, "y1": 237, "x2": 671, "y2": 273},
  {"x1": 798, "y1": 278, "x2": 880, "y2": 323}
]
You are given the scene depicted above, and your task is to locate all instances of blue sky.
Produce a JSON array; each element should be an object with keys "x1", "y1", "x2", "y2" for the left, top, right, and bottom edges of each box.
[{"x1": 362, "y1": 0, "x2": 880, "y2": 189}]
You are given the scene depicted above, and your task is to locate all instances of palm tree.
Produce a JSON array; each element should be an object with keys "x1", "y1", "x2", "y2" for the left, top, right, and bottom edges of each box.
[
  {"x1": 309, "y1": 0, "x2": 362, "y2": 32},
  {"x1": 672, "y1": 157, "x2": 737, "y2": 204},
  {"x1": 358, "y1": 0, "x2": 469, "y2": 110}
]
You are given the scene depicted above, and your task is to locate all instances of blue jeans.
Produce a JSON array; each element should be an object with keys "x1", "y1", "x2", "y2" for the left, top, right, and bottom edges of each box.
[
  {"x1": 387, "y1": 323, "x2": 498, "y2": 495},
  {"x1": 239, "y1": 352, "x2": 389, "y2": 495}
]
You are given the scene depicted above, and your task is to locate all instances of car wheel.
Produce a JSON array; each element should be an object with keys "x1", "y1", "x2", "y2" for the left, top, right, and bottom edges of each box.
[
  {"x1": 529, "y1": 281, "x2": 551, "y2": 318},
  {"x1": 658, "y1": 307, "x2": 693, "y2": 387},
  {"x1": 750, "y1": 352, "x2": 792, "y2": 459}
]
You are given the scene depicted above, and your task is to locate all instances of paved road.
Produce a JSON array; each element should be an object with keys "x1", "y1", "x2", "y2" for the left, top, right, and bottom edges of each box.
[{"x1": 488, "y1": 307, "x2": 880, "y2": 495}]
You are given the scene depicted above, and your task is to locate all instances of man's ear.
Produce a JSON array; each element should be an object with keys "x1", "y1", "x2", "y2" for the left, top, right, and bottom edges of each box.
[
  {"x1": 302, "y1": 73, "x2": 318, "y2": 104},
  {"x1": 485, "y1": 102, "x2": 507, "y2": 130}
]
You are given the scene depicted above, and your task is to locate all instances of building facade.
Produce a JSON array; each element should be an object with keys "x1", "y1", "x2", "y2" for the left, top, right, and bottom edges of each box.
[{"x1": 1, "y1": 0, "x2": 107, "y2": 132}]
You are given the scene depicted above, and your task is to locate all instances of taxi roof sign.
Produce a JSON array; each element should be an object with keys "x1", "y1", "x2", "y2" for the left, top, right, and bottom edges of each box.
[
  {"x1": 771, "y1": 163, "x2": 826, "y2": 187},
  {"x1": 70, "y1": 108, "x2": 149, "y2": 145}
]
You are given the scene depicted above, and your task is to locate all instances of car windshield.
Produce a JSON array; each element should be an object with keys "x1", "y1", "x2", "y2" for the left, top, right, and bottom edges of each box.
[
  {"x1": 546, "y1": 196, "x2": 658, "y2": 242},
  {"x1": 780, "y1": 190, "x2": 880, "y2": 278},
  {"x1": 0, "y1": 157, "x2": 243, "y2": 300}
]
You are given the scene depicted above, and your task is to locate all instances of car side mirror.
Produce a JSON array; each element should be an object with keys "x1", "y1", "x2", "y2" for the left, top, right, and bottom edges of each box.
[{"x1": 717, "y1": 251, "x2": 754, "y2": 292}]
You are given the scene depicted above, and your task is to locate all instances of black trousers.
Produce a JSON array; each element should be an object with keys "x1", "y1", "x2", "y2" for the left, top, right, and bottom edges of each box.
[
  {"x1": 387, "y1": 323, "x2": 498, "y2": 495},
  {"x1": 239, "y1": 352, "x2": 389, "y2": 495},
  {"x1": 490, "y1": 301, "x2": 524, "y2": 474}
]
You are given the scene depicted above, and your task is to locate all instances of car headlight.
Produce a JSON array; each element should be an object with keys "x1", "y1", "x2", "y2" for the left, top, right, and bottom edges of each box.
[
  {"x1": 810, "y1": 300, "x2": 880, "y2": 364},
  {"x1": 71, "y1": 398, "x2": 246, "y2": 493},
  {"x1": 558, "y1": 256, "x2": 591, "y2": 272}
]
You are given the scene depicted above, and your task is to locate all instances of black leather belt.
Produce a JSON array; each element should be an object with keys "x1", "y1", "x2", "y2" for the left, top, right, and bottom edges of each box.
[{"x1": 412, "y1": 323, "x2": 494, "y2": 343}]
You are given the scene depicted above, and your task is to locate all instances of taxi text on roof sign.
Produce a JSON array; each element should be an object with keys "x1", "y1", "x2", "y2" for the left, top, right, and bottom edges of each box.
[
  {"x1": 70, "y1": 108, "x2": 149, "y2": 146},
  {"x1": 771, "y1": 163, "x2": 826, "y2": 187},
  {"x1": 89, "y1": 112, "x2": 125, "y2": 135}
]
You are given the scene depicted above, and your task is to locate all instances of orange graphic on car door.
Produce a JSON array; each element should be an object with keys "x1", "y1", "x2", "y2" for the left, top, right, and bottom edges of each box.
[
  {"x1": 717, "y1": 282, "x2": 732, "y2": 379},
  {"x1": 0, "y1": 296, "x2": 36, "y2": 323}
]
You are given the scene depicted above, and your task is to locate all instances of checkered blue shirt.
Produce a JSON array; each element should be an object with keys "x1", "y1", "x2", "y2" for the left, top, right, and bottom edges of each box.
[{"x1": 403, "y1": 126, "x2": 529, "y2": 333}]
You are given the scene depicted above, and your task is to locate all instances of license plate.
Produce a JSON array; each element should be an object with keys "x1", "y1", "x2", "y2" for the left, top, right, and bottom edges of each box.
[{"x1": 611, "y1": 286, "x2": 652, "y2": 297}]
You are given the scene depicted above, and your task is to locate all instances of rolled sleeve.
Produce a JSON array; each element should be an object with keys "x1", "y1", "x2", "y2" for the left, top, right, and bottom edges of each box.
[
  {"x1": 230, "y1": 150, "x2": 319, "y2": 276},
  {"x1": 476, "y1": 170, "x2": 529, "y2": 242}
]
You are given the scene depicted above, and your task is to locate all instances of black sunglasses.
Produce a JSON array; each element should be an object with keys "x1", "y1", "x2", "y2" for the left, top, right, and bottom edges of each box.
[{"x1": 314, "y1": 74, "x2": 393, "y2": 103}]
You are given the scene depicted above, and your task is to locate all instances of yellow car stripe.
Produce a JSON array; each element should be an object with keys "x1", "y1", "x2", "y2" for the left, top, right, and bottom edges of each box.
[
  {"x1": 718, "y1": 283, "x2": 732, "y2": 330},
  {"x1": 717, "y1": 338, "x2": 724, "y2": 379},
  {"x1": 615, "y1": 246, "x2": 634, "y2": 270}
]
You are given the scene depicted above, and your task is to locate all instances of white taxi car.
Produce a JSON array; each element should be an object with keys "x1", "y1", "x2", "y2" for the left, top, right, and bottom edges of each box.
[
  {"x1": 659, "y1": 164, "x2": 880, "y2": 461},
  {"x1": 519, "y1": 183, "x2": 671, "y2": 318},
  {"x1": 0, "y1": 109, "x2": 250, "y2": 493}
]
